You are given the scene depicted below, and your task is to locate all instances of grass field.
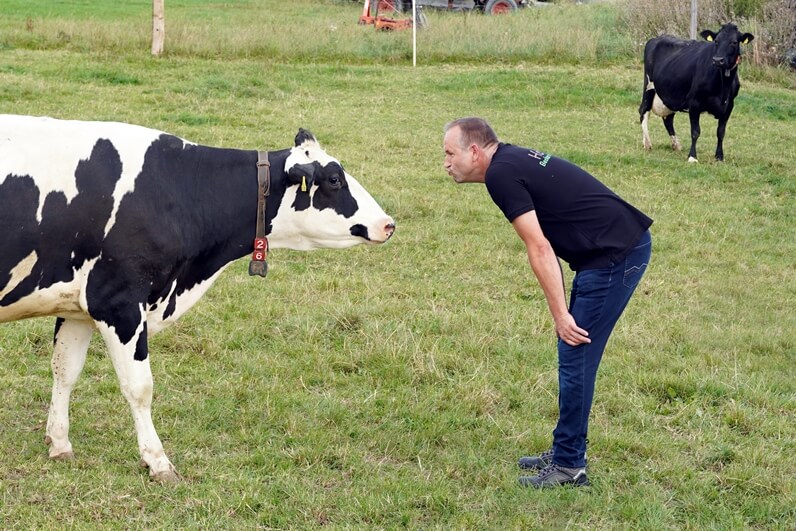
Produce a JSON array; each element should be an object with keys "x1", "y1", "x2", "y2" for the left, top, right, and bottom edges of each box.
[{"x1": 1, "y1": 0, "x2": 795, "y2": 528}]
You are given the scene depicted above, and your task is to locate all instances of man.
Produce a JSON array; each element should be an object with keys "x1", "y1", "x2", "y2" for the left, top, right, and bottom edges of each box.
[{"x1": 443, "y1": 117, "x2": 653, "y2": 488}]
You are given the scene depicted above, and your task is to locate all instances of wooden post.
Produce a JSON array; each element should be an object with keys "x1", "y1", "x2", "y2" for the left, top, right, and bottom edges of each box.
[
  {"x1": 690, "y1": 0, "x2": 697, "y2": 40},
  {"x1": 151, "y1": 0, "x2": 165, "y2": 56}
]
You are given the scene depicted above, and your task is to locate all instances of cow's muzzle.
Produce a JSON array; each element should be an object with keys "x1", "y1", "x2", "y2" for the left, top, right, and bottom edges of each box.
[
  {"x1": 713, "y1": 56, "x2": 739, "y2": 77},
  {"x1": 350, "y1": 218, "x2": 396, "y2": 244}
]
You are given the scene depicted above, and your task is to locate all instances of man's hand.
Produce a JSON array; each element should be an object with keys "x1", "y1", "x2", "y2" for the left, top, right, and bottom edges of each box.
[
  {"x1": 554, "y1": 313, "x2": 591, "y2": 346},
  {"x1": 511, "y1": 212, "x2": 591, "y2": 347}
]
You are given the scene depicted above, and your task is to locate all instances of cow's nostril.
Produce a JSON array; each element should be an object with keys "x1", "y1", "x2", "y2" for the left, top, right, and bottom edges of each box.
[{"x1": 385, "y1": 222, "x2": 396, "y2": 236}]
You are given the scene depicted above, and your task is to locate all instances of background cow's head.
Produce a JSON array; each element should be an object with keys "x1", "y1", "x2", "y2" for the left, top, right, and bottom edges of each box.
[
  {"x1": 268, "y1": 129, "x2": 395, "y2": 250},
  {"x1": 701, "y1": 23, "x2": 754, "y2": 75}
]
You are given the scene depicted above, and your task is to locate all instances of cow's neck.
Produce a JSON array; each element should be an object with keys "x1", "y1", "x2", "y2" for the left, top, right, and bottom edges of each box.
[
  {"x1": 717, "y1": 65, "x2": 738, "y2": 108},
  {"x1": 180, "y1": 146, "x2": 290, "y2": 270}
]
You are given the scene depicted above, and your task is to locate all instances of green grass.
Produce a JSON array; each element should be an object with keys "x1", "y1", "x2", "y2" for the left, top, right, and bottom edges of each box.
[{"x1": 1, "y1": 1, "x2": 795, "y2": 528}]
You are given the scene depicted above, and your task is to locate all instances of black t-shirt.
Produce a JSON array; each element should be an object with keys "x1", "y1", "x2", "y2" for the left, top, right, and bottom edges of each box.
[{"x1": 485, "y1": 143, "x2": 653, "y2": 271}]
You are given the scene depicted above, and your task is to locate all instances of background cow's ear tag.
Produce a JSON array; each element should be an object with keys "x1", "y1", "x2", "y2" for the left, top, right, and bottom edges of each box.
[
  {"x1": 706, "y1": 35, "x2": 713, "y2": 42},
  {"x1": 248, "y1": 260, "x2": 268, "y2": 278},
  {"x1": 301, "y1": 175, "x2": 307, "y2": 192}
]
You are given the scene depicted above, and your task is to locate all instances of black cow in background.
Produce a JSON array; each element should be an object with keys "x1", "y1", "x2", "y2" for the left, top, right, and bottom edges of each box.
[{"x1": 639, "y1": 23, "x2": 754, "y2": 162}]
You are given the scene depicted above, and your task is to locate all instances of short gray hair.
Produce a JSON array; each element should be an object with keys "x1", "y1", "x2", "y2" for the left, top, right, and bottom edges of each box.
[{"x1": 444, "y1": 117, "x2": 498, "y2": 149}]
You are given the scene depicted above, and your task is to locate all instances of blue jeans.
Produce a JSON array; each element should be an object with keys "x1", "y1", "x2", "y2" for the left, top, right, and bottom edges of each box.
[{"x1": 552, "y1": 230, "x2": 651, "y2": 468}]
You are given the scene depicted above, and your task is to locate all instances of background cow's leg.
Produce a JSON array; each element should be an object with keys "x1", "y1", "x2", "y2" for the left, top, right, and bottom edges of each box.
[
  {"x1": 641, "y1": 111, "x2": 652, "y2": 150},
  {"x1": 687, "y1": 110, "x2": 702, "y2": 162},
  {"x1": 715, "y1": 116, "x2": 729, "y2": 161},
  {"x1": 95, "y1": 313, "x2": 179, "y2": 483},
  {"x1": 662, "y1": 114, "x2": 681, "y2": 151},
  {"x1": 639, "y1": 88, "x2": 655, "y2": 150},
  {"x1": 46, "y1": 317, "x2": 95, "y2": 459}
]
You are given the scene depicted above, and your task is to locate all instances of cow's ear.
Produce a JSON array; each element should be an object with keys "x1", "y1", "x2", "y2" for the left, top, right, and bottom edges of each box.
[
  {"x1": 740, "y1": 33, "x2": 754, "y2": 44},
  {"x1": 287, "y1": 162, "x2": 316, "y2": 192},
  {"x1": 700, "y1": 30, "x2": 716, "y2": 42},
  {"x1": 294, "y1": 128, "x2": 316, "y2": 147}
]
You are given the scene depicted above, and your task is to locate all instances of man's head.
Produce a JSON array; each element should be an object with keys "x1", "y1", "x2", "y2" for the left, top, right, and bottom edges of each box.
[{"x1": 443, "y1": 117, "x2": 499, "y2": 184}]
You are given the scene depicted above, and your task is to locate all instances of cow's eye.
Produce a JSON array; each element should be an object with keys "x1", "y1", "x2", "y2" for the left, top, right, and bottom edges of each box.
[{"x1": 328, "y1": 175, "x2": 341, "y2": 187}]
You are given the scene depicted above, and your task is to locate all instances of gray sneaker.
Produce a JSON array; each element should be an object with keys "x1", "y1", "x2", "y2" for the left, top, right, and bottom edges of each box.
[
  {"x1": 519, "y1": 463, "x2": 590, "y2": 488},
  {"x1": 519, "y1": 448, "x2": 587, "y2": 471},
  {"x1": 518, "y1": 448, "x2": 554, "y2": 470}
]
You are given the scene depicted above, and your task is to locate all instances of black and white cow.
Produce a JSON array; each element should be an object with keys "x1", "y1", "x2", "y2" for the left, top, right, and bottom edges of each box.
[
  {"x1": 639, "y1": 23, "x2": 754, "y2": 162},
  {"x1": 0, "y1": 115, "x2": 395, "y2": 482}
]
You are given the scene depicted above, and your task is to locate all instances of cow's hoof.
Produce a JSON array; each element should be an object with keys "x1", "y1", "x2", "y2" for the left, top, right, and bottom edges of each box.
[
  {"x1": 46, "y1": 436, "x2": 75, "y2": 459},
  {"x1": 687, "y1": 156, "x2": 698, "y2": 163},
  {"x1": 642, "y1": 142, "x2": 652, "y2": 150},
  {"x1": 151, "y1": 469, "x2": 182, "y2": 484},
  {"x1": 50, "y1": 450, "x2": 75, "y2": 460}
]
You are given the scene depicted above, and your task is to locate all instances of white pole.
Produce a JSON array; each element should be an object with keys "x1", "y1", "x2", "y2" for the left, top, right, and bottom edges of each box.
[
  {"x1": 412, "y1": 0, "x2": 417, "y2": 67},
  {"x1": 690, "y1": 0, "x2": 698, "y2": 40}
]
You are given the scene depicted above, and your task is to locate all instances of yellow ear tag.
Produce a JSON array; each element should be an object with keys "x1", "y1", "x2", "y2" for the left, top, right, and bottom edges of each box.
[
  {"x1": 301, "y1": 175, "x2": 307, "y2": 192},
  {"x1": 706, "y1": 35, "x2": 713, "y2": 42}
]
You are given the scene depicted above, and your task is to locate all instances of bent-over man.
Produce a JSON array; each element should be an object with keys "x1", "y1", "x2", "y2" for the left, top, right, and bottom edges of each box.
[{"x1": 443, "y1": 117, "x2": 652, "y2": 488}]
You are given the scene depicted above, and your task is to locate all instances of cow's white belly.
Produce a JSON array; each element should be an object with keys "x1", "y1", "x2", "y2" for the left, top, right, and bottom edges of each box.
[
  {"x1": 0, "y1": 259, "x2": 97, "y2": 323},
  {"x1": 0, "y1": 280, "x2": 84, "y2": 322},
  {"x1": 651, "y1": 94, "x2": 674, "y2": 117}
]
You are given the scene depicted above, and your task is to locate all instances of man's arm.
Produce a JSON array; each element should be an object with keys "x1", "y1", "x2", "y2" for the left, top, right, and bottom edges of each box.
[{"x1": 510, "y1": 211, "x2": 591, "y2": 347}]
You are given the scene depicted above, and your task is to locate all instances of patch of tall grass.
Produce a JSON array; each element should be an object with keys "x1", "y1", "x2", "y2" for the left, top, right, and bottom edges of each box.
[
  {"x1": 1, "y1": 1, "x2": 630, "y2": 65},
  {"x1": 619, "y1": 0, "x2": 796, "y2": 68}
]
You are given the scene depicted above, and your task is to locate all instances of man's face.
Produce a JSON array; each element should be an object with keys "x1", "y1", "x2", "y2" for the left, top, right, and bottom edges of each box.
[{"x1": 443, "y1": 127, "x2": 477, "y2": 184}]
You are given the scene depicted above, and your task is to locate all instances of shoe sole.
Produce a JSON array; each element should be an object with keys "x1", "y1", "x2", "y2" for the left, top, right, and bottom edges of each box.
[
  {"x1": 518, "y1": 458, "x2": 588, "y2": 471},
  {"x1": 518, "y1": 475, "x2": 590, "y2": 488}
]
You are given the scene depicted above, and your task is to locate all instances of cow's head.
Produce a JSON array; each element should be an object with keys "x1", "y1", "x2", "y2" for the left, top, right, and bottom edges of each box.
[
  {"x1": 701, "y1": 23, "x2": 754, "y2": 75},
  {"x1": 268, "y1": 129, "x2": 395, "y2": 251}
]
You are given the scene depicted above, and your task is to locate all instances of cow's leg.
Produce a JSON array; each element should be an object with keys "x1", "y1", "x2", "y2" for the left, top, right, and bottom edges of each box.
[
  {"x1": 639, "y1": 86, "x2": 655, "y2": 150},
  {"x1": 45, "y1": 317, "x2": 95, "y2": 459},
  {"x1": 687, "y1": 110, "x2": 701, "y2": 163},
  {"x1": 641, "y1": 111, "x2": 653, "y2": 150},
  {"x1": 662, "y1": 114, "x2": 681, "y2": 151},
  {"x1": 95, "y1": 313, "x2": 179, "y2": 483},
  {"x1": 715, "y1": 117, "x2": 729, "y2": 161}
]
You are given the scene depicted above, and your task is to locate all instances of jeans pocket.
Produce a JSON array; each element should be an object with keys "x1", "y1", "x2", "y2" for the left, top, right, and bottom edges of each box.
[{"x1": 623, "y1": 260, "x2": 648, "y2": 289}]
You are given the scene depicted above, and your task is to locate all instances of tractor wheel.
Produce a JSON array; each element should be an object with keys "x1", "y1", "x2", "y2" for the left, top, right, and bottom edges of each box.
[{"x1": 484, "y1": 0, "x2": 518, "y2": 14}]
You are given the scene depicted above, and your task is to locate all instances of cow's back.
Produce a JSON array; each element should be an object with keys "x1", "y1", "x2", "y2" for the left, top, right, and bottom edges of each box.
[
  {"x1": 644, "y1": 36, "x2": 711, "y2": 111},
  {"x1": 0, "y1": 116, "x2": 165, "y2": 322}
]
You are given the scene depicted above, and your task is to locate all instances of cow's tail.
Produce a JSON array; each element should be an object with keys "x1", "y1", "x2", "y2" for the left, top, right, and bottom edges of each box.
[
  {"x1": 639, "y1": 40, "x2": 657, "y2": 123},
  {"x1": 639, "y1": 78, "x2": 656, "y2": 123}
]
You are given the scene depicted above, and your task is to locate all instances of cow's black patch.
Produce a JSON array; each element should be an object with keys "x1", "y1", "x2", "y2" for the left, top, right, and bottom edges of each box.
[
  {"x1": 287, "y1": 160, "x2": 358, "y2": 218},
  {"x1": 0, "y1": 174, "x2": 40, "y2": 305},
  {"x1": 163, "y1": 289, "x2": 178, "y2": 320},
  {"x1": 311, "y1": 161, "x2": 358, "y2": 218},
  {"x1": 350, "y1": 224, "x2": 369, "y2": 240},
  {"x1": 0, "y1": 139, "x2": 122, "y2": 307},
  {"x1": 53, "y1": 317, "x2": 65, "y2": 345},
  {"x1": 294, "y1": 128, "x2": 316, "y2": 147},
  {"x1": 134, "y1": 322, "x2": 148, "y2": 361}
]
